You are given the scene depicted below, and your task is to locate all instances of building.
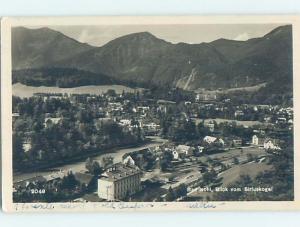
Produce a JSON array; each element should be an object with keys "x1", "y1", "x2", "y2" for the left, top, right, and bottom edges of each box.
[
  {"x1": 234, "y1": 110, "x2": 244, "y2": 118},
  {"x1": 13, "y1": 171, "x2": 67, "y2": 191},
  {"x1": 203, "y1": 136, "x2": 225, "y2": 147},
  {"x1": 98, "y1": 163, "x2": 142, "y2": 201},
  {"x1": 123, "y1": 155, "x2": 135, "y2": 166},
  {"x1": 264, "y1": 138, "x2": 281, "y2": 150},
  {"x1": 12, "y1": 112, "x2": 20, "y2": 118},
  {"x1": 276, "y1": 117, "x2": 287, "y2": 124},
  {"x1": 231, "y1": 138, "x2": 242, "y2": 147},
  {"x1": 203, "y1": 136, "x2": 217, "y2": 144},
  {"x1": 195, "y1": 93, "x2": 217, "y2": 102},
  {"x1": 14, "y1": 176, "x2": 47, "y2": 190},
  {"x1": 44, "y1": 117, "x2": 62, "y2": 127},
  {"x1": 172, "y1": 150, "x2": 179, "y2": 160},
  {"x1": 197, "y1": 146, "x2": 204, "y2": 153},
  {"x1": 176, "y1": 145, "x2": 195, "y2": 157},
  {"x1": 22, "y1": 142, "x2": 32, "y2": 153},
  {"x1": 252, "y1": 135, "x2": 264, "y2": 146},
  {"x1": 119, "y1": 119, "x2": 131, "y2": 126}
]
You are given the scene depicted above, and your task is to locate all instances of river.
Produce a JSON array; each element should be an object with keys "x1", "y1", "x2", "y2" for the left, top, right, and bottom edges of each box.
[{"x1": 13, "y1": 136, "x2": 168, "y2": 182}]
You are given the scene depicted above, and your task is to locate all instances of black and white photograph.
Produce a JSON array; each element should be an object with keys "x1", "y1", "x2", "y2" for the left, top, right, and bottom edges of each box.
[{"x1": 1, "y1": 16, "x2": 300, "y2": 212}]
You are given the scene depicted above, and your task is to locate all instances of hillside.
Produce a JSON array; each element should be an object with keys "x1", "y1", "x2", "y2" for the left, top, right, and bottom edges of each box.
[
  {"x1": 12, "y1": 27, "x2": 93, "y2": 70},
  {"x1": 12, "y1": 25, "x2": 293, "y2": 93},
  {"x1": 12, "y1": 68, "x2": 114, "y2": 88}
]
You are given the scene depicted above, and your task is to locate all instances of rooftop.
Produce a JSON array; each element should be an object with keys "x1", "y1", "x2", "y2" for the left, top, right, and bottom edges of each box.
[{"x1": 100, "y1": 163, "x2": 141, "y2": 182}]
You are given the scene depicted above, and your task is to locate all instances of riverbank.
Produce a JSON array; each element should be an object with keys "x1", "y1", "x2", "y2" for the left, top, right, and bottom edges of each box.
[
  {"x1": 13, "y1": 136, "x2": 167, "y2": 182},
  {"x1": 14, "y1": 140, "x2": 149, "y2": 174}
]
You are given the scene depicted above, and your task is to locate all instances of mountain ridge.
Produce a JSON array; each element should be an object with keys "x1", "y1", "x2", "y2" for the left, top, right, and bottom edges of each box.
[{"x1": 12, "y1": 25, "x2": 293, "y2": 92}]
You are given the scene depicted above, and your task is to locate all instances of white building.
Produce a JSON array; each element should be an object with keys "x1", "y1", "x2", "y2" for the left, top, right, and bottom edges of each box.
[
  {"x1": 264, "y1": 139, "x2": 281, "y2": 150},
  {"x1": 234, "y1": 110, "x2": 244, "y2": 118},
  {"x1": 98, "y1": 163, "x2": 142, "y2": 201},
  {"x1": 203, "y1": 136, "x2": 224, "y2": 147},
  {"x1": 203, "y1": 136, "x2": 217, "y2": 144},
  {"x1": 176, "y1": 145, "x2": 195, "y2": 157},
  {"x1": 197, "y1": 146, "x2": 204, "y2": 153},
  {"x1": 172, "y1": 150, "x2": 179, "y2": 160},
  {"x1": 252, "y1": 135, "x2": 264, "y2": 146},
  {"x1": 44, "y1": 117, "x2": 61, "y2": 126},
  {"x1": 119, "y1": 119, "x2": 131, "y2": 126},
  {"x1": 123, "y1": 155, "x2": 135, "y2": 166}
]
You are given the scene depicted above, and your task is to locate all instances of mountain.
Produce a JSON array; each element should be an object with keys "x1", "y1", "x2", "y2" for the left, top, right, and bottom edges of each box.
[
  {"x1": 54, "y1": 32, "x2": 173, "y2": 86},
  {"x1": 12, "y1": 25, "x2": 293, "y2": 92},
  {"x1": 12, "y1": 27, "x2": 93, "y2": 70}
]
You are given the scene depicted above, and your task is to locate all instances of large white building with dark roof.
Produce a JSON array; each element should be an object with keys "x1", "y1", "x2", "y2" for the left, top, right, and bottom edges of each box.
[{"x1": 97, "y1": 163, "x2": 142, "y2": 201}]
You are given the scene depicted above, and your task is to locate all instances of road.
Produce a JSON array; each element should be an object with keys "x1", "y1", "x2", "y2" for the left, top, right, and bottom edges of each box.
[{"x1": 13, "y1": 136, "x2": 168, "y2": 182}]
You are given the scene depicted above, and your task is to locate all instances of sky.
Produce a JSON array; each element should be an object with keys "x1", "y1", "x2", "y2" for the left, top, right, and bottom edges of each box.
[{"x1": 44, "y1": 24, "x2": 285, "y2": 47}]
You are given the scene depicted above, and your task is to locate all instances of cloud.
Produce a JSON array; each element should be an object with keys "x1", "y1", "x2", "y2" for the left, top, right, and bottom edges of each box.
[{"x1": 233, "y1": 32, "x2": 250, "y2": 41}]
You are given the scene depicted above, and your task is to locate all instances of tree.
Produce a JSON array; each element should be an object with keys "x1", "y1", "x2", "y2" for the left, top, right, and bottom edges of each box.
[
  {"x1": 202, "y1": 169, "x2": 217, "y2": 185},
  {"x1": 60, "y1": 172, "x2": 78, "y2": 190},
  {"x1": 160, "y1": 151, "x2": 173, "y2": 172},
  {"x1": 165, "y1": 187, "x2": 176, "y2": 201},
  {"x1": 106, "y1": 89, "x2": 117, "y2": 97},
  {"x1": 176, "y1": 184, "x2": 188, "y2": 197},
  {"x1": 13, "y1": 133, "x2": 25, "y2": 166},
  {"x1": 102, "y1": 156, "x2": 114, "y2": 168},
  {"x1": 197, "y1": 120, "x2": 210, "y2": 138},
  {"x1": 85, "y1": 157, "x2": 103, "y2": 175}
]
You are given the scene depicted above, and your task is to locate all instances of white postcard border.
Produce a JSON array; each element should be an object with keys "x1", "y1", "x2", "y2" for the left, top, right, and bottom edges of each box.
[{"x1": 1, "y1": 15, "x2": 300, "y2": 212}]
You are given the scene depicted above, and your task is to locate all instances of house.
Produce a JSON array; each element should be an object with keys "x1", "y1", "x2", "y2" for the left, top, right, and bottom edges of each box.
[
  {"x1": 234, "y1": 110, "x2": 244, "y2": 118},
  {"x1": 276, "y1": 117, "x2": 287, "y2": 124},
  {"x1": 203, "y1": 136, "x2": 224, "y2": 145},
  {"x1": 44, "y1": 117, "x2": 62, "y2": 127},
  {"x1": 98, "y1": 163, "x2": 142, "y2": 201},
  {"x1": 198, "y1": 146, "x2": 204, "y2": 153},
  {"x1": 203, "y1": 136, "x2": 217, "y2": 144},
  {"x1": 203, "y1": 136, "x2": 225, "y2": 148},
  {"x1": 231, "y1": 138, "x2": 242, "y2": 147},
  {"x1": 13, "y1": 176, "x2": 47, "y2": 190},
  {"x1": 172, "y1": 150, "x2": 179, "y2": 160},
  {"x1": 176, "y1": 145, "x2": 195, "y2": 157},
  {"x1": 137, "y1": 106, "x2": 150, "y2": 113},
  {"x1": 252, "y1": 135, "x2": 265, "y2": 146},
  {"x1": 12, "y1": 112, "x2": 20, "y2": 118},
  {"x1": 123, "y1": 155, "x2": 135, "y2": 166},
  {"x1": 43, "y1": 170, "x2": 66, "y2": 182},
  {"x1": 119, "y1": 119, "x2": 131, "y2": 126},
  {"x1": 143, "y1": 122, "x2": 160, "y2": 130},
  {"x1": 195, "y1": 93, "x2": 217, "y2": 101},
  {"x1": 264, "y1": 138, "x2": 281, "y2": 150},
  {"x1": 22, "y1": 142, "x2": 32, "y2": 153}
]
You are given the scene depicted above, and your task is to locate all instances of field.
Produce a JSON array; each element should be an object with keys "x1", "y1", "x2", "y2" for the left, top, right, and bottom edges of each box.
[
  {"x1": 12, "y1": 83, "x2": 144, "y2": 98},
  {"x1": 219, "y1": 162, "x2": 272, "y2": 186}
]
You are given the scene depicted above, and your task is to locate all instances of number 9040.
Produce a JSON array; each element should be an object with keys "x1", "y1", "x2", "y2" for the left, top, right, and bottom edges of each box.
[{"x1": 31, "y1": 189, "x2": 46, "y2": 194}]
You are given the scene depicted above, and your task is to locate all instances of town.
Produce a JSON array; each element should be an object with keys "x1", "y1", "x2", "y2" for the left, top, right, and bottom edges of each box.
[{"x1": 12, "y1": 87, "x2": 294, "y2": 202}]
